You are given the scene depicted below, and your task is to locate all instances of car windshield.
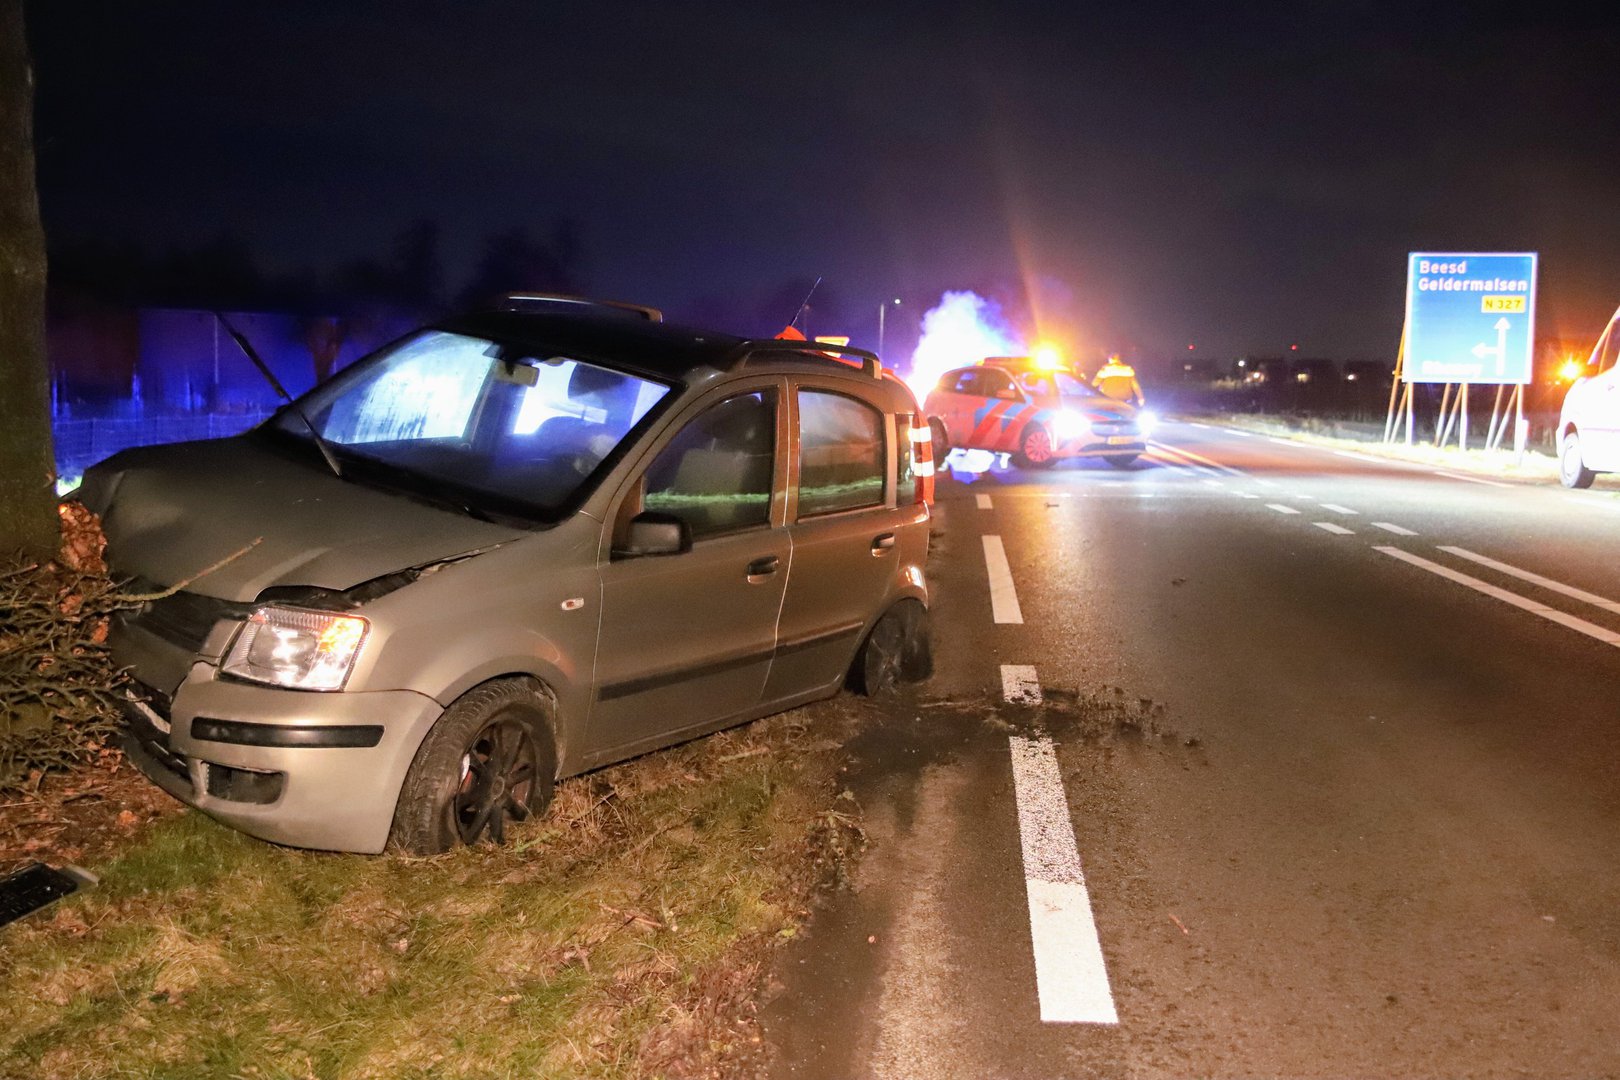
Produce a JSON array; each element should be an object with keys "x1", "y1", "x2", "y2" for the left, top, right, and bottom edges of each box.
[
  {"x1": 1054, "y1": 371, "x2": 1100, "y2": 399},
  {"x1": 269, "y1": 329, "x2": 672, "y2": 521}
]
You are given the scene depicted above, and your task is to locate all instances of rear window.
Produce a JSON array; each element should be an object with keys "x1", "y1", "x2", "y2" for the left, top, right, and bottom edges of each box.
[{"x1": 797, "y1": 391, "x2": 886, "y2": 517}]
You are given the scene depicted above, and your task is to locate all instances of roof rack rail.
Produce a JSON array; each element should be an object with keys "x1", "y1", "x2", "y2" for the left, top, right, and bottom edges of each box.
[
  {"x1": 492, "y1": 292, "x2": 664, "y2": 322},
  {"x1": 730, "y1": 338, "x2": 884, "y2": 378}
]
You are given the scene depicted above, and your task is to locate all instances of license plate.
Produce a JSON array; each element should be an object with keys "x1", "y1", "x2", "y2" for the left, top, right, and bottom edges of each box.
[
  {"x1": 129, "y1": 695, "x2": 170, "y2": 735},
  {"x1": 1106, "y1": 435, "x2": 1137, "y2": 445}
]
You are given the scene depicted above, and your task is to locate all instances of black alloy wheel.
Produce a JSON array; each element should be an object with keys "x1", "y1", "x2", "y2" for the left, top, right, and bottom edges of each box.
[
  {"x1": 452, "y1": 714, "x2": 539, "y2": 846},
  {"x1": 390, "y1": 678, "x2": 557, "y2": 855}
]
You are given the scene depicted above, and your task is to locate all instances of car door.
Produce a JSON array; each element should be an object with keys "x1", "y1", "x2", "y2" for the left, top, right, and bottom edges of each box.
[
  {"x1": 765, "y1": 382, "x2": 902, "y2": 702},
  {"x1": 589, "y1": 382, "x2": 790, "y2": 761},
  {"x1": 1578, "y1": 316, "x2": 1620, "y2": 470},
  {"x1": 970, "y1": 368, "x2": 1029, "y2": 452}
]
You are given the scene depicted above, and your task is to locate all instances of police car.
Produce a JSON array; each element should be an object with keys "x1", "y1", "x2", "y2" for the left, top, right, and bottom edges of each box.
[{"x1": 922, "y1": 357, "x2": 1149, "y2": 468}]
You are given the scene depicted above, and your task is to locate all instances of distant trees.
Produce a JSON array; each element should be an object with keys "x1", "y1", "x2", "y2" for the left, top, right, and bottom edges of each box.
[{"x1": 0, "y1": 0, "x2": 57, "y2": 560}]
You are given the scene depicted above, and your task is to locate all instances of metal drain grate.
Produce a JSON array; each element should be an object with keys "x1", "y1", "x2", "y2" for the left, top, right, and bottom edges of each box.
[{"x1": 0, "y1": 863, "x2": 97, "y2": 928}]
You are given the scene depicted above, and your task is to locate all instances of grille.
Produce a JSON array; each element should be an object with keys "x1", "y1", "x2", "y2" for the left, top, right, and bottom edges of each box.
[{"x1": 122, "y1": 580, "x2": 251, "y2": 654}]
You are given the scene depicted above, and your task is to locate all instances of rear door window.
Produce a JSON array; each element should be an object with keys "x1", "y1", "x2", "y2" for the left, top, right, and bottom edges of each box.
[{"x1": 797, "y1": 390, "x2": 887, "y2": 517}]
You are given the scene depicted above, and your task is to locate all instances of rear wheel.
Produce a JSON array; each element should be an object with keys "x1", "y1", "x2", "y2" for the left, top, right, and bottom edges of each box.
[
  {"x1": 928, "y1": 418, "x2": 950, "y2": 458},
  {"x1": 1560, "y1": 431, "x2": 1597, "y2": 489},
  {"x1": 852, "y1": 601, "x2": 932, "y2": 698},
  {"x1": 390, "y1": 678, "x2": 557, "y2": 855},
  {"x1": 1013, "y1": 423, "x2": 1055, "y2": 469}
]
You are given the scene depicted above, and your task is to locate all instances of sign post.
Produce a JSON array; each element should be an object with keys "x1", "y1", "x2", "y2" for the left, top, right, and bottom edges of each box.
[{"x1": 1391, "y1": 252, "x2": 1537, "y2": 450}]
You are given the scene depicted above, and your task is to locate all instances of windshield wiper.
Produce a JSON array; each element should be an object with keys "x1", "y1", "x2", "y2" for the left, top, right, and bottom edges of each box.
[{"x1": 214, "y1": 312, "x2": 344, "y2": 480}]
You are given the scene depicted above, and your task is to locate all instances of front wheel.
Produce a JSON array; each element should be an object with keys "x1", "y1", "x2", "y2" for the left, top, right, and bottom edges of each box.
[
  {"x1": 1106, "y1": 454, "x2": 1139, "y2": 469},
  {"x1": 1560, "y1": 431, "x2": 1596, "y2": 489},
  {"x1": 1013, "y1": 423, "x2": 1055, "y2": 469},
  {"x1": 390, "y1": 678, "x2": 557, "y2": 855},
  {"x1": 928, "y1": 418, "x2": 950, "y2": 459}
]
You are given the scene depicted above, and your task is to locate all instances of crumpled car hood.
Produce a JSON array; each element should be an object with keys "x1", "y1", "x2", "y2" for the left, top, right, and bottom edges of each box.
[{"x1": 81, "y1": 435, "x2": 528, "y2": 602}]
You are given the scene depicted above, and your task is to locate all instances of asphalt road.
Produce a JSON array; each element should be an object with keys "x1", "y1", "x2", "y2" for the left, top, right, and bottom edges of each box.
[{"x1": 764, "y1": 421, "x2": 1620, "y2": 1079}]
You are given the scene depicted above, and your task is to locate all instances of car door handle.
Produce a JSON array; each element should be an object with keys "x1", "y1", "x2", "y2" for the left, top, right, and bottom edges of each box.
[
  {"x1": 746, "y1": 555, "x2": 780, "y2": 581},
  {"x1": 871, "y1": 533, "x2": 896, "y2": 555}
]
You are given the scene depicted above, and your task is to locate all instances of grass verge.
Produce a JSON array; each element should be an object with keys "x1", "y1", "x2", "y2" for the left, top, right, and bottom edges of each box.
[
  {"x1": 0, "y1": 699, "x2": 869, "y2": 1080},
  {"x1": 1202, "y1": 412, "x2": 1575, "y2": 486}
]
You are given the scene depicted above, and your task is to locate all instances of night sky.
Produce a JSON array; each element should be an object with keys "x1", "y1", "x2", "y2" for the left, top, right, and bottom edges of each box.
[{"x1": 24, "y1": 1, "x2": 1620, "y2": 365}]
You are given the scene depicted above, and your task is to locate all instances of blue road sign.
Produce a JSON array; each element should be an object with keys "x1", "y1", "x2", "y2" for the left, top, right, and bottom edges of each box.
[{"x1": 1403, "y1": 252, "x2": 1537, "y2": 384}]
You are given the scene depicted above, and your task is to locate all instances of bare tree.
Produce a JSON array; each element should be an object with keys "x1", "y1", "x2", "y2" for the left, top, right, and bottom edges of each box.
[{"x1": 0, "y1": 0, "x2": 56, "y2": 559}]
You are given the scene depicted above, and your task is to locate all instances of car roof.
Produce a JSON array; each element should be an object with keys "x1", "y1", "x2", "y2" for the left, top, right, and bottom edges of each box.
[
  {"x1": 436, "y1": 304, "x2": 917, "y2": 409},
  {"x1": 439, "y1": 309, "x2": 746, "y2": 380}
]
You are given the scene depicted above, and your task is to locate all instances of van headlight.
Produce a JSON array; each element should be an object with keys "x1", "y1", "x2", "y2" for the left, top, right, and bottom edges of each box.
[{"x1": 222, "y1": 607, "x2": 368, "y2": 691}]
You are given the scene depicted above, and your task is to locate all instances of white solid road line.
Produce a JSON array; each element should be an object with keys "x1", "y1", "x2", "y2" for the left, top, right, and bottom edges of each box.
[
  {"x1": 1266, "y1": 503, "x2": 1301, "y2": 514},
  {"x1": 1318, "y1": 502, "x2": 1359, "y2": 515},
  {"x1": 1001, "y1": 664, "x2": 1043, "y2": 705},
  {"x1": 1007, "y1": 735, "x2": 1119, "y2": 1024},
  {"x1": 1152, "y1": 440, "x2": 1247, "y2": 477},
  {"x1": 982, "y1": 536, "x2": 1024, "y2": 624},
  {"x1": 1313, "y1": 522, "x2": 1354, "y2": 535},
  {"x1": 1376, "y1": 547, "x2": 1620, "y2": 647},
  {"x1": 1144, "y1": 446, "x2": 1218, "y2": 476},
  {"x1": 1371, "y1": 522, "x2": 1418, "y2": 536},
  {"x1": 1433, "y1": 470, "x2": 1512, "y2": 488},
  {"x1": 976, "y1": 493, "x2": 993, "y2": 510},
  {"x1": 1439, "y1": 546, "x2": 1620, "y2": 616}
]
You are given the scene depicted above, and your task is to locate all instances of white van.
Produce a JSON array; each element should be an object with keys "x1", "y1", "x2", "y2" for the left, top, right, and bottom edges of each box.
[{"x1": 1557, "y1": 304, "x2": 1620, "y2": 488}]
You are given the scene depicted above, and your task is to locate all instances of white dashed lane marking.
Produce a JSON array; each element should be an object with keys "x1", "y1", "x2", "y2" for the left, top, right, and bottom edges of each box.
[
  {"x1": 1266, "y1": 503, "x2": 1301, "y2": 515},
  {"x1": 1313, "y1": 522, "x2": 1354, "y2": 535},
  {"x1": 976, "y1": 493, "x2": 993, "y2": 510},
  {"x1": 1438, "y1": 546, "x2": 1620, "y2": 616},
  {"x1": 1371, "y1": 522, "x2": 1418, "y2": 536},
  {"x1": 1000, "y1": 664, "x2": 1043, "y2": 705},
  {"x1": 1376, "y1": 547, "x2": 1620, "y2": 647},
  {"x1": 982, "y1": 536, "x2": 1024, "y2": 624},
  {"x1": 1318, "y1": 503, "x2": 1359, "y2": 515},
  {"x1": 1003, "y1": 665, "x2": 1118, "y2": 1025}
]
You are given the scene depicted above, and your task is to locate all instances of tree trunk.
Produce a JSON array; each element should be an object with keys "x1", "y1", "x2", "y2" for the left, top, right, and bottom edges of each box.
[{"x1": 0, "y1": 0, "x2": 56, "y2": 560}]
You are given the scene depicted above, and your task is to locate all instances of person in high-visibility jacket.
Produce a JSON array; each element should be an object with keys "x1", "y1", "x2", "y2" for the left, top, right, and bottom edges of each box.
[{"x1": 1093, "y1": 355, "x2": 1145, "y2": 408}]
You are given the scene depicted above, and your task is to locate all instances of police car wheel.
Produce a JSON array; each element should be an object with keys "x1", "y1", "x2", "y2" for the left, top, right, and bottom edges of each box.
[{"x1": 1013, "y1": 424, "x2": 1055, "y2": 469}]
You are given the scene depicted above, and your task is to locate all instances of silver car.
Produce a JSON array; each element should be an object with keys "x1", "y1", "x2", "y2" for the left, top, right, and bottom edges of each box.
[{"x1": 78, "y1": 297, "x2": 934, "y2": 854}]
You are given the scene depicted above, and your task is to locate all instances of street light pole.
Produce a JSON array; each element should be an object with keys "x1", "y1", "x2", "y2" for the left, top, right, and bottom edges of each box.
[{"x1": 878, "y1": 297, "x2": 900, "y2": 357}]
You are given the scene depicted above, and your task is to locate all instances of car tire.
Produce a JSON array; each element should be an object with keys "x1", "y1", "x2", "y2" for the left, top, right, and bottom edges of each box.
[
  {"x1": 389, "y1": 677, "x2": 557, "y2": 855},
  {"x1": 852, "y1": 600, "x2": 932, "y2": 698},
  {"x1": 1106, "y1": 454, "x2": 1139, "y2": 469},
  {"x1": 929, "y1": 418, "x2": 950, "y2": 459},
  {"x1": 1560, "y1": 431, "x2": 1597, "y2": 489},
  {"x1": 1013, "y1": 423, "x2": 1055, "y2": 469}
]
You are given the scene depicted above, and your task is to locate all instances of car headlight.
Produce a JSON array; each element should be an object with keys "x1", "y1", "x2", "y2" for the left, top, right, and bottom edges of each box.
[
  {"x1": 1136, "y1": 410, "x2": 1158, "y2": 437},
  {"x1": 1052, "y1": 409, "x2": 1087, "y2": 440},
  {"x1": 222, "y1": 607, "x2": 368, "y2": 691}
]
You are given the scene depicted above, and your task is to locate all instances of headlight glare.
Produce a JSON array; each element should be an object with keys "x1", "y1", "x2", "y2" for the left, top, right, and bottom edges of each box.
[
  {"x1": 1052, "y1": 409, "x2": 1087, "y2": 440},
  {"x1": 222, "y1": 607, "x2": 368, "y2": 691},
  {"x1": 1137, "y1": 409, "x2": 1158, "y2": 437}
]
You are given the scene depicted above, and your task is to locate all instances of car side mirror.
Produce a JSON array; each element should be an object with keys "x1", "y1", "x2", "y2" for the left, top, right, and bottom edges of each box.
[{"x1": 614, "y1": 510, "x2": 691, "y2": 558}]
